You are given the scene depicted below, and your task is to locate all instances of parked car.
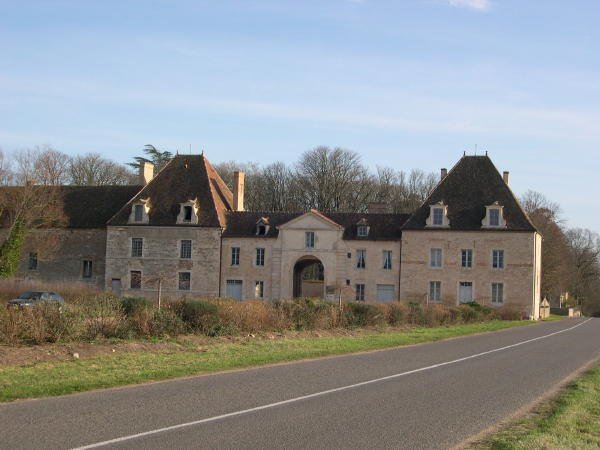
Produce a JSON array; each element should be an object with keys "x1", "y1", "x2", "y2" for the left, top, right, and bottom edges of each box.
[{"x1": 7, "y1": 291, "x2": 65, "y2": 308}]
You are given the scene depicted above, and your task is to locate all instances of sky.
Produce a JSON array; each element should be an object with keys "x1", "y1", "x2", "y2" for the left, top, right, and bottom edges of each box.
[{"x1": 1, "y1": 0, "x2": 599, "y2": 230}]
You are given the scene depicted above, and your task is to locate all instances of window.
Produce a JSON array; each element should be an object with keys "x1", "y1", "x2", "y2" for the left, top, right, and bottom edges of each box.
[
  {"x1": 255, "y1": 281, "x2": 264, "y2": 299},
  {"x1": 130, "y1": 271, "x2": 141, "y2": 289},
  {"x1": 180, "y1": 240, "x2": 192, "y2": 259},
  {"x1": 183, "y1": 205, "x2": 193, "y2": 222},
  {"x1": 131, "y1": 238, "x2": 143, "y2": 257},
  {"x1": 461, "y1": 249, "x2": 473, "y2": 268},
  {"x1": 432, "y1": 208, "x2": 443, "y2": 226},
  {"x1": 305, "y1": 231, "x2": 315, "y2": 248},
  {"x1": 492, "y1": 250, "x2": 505, "y2": 269},
  {"x1": 492, "y1": 282, "x2": 504, "y2": 304},
  {"x1": 430, "y1": 248, "x2": 442, "y2": 268},
  {"x1": 256, "y1": 248, "x2": 265, "y2": 266},
  {"x1": 383, "y1": 250, "x2": 392, "y2": 270},
  {"x1": 357, "y1": 225, "x2": 368, "y2": 237},
  {"x1": 82, "y1": 260, "x2": 93, "y2": 278},
  {"x1": 28, "y1": 252, "x2": 38, "y2": 271},
  {"x1": 257, "y1": 225, "x2": 266, "y2": 235},
  {"x1": 429, "y1": 281, "x2": 441, "y2": 303},
  {"x1": 489, "y1": 209, "x2": 500, "y2": 227},
  {"x1": 179, "y1": 272, "x2": 191, "y2": 291},
  {"x1": 231, "y1": 247, "x2": 240, "y2": 266},
  {"x1": 134, "y1": 204, "x2": 144, "y2": 222},
  {"x1": 356, "y1": 249, "x2": 366, "y2": 269},
  {"x1": 355, "y1": 283, "x2": 365, "y2": 301}
]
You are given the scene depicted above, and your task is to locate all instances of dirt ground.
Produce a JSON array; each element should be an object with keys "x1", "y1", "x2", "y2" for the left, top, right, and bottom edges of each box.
[{"x1": 0, "y1": 328, "x2": 380, "y2": 367}]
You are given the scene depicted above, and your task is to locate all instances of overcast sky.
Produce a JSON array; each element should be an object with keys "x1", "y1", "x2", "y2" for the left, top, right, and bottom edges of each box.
[{"x1": 1, "y1": 0, "x2": 598, "y2": 230}]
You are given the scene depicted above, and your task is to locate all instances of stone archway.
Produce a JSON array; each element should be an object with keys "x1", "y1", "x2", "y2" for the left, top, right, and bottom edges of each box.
[{"x1": 293, "y1": 256, "x2": 325, "y2": 299}]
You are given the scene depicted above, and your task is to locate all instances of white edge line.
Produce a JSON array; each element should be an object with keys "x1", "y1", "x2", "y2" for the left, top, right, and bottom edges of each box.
[{"x1": 73, "y1": 318, "x2": 593, "y2": 449}]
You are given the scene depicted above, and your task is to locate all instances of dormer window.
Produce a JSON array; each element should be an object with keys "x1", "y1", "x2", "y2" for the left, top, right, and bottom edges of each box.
[
  {"x1": 489, "y1": 209, "x2": 500, "y2": 227},
  {"x1": 356, "y1": 218, "x2": 370, "y2": 237},
  {"x1": 482, "y1": 202, "x2": 507, "y2": 229},
  {"x1": 256, "y1": 217, "x2": 270, "y2": 236},
  {"x1": 134, "y1": 204, "x2": 143, "y2": 222},
  {"x1": 426, "y1": 202, "x2": 450, "y2": 228},
  {"x1": 129, "y1": 198, "x2": 150, "y2": 224},
  {"x1": 183, "y1": 206, "x2": 193, "y2": 222},
  {"x1": 177, "y1": 199, "x2": 199, "y2": 225},
  {"x1": 432, "y1": 208, "x2": 443, "y2": 226}
]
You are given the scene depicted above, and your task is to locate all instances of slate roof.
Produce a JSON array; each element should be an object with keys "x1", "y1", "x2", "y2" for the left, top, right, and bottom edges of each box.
[
  {"x1": 0, "y1": 185, "x2": 141, "y2": 229},
  {"x1": 402, "y1": 155, "x2": 536, "y2": 232},
  {"x1": 108, "y1": 154, "x2": 233, "y2": 227},
  {"x1": 223, "y1": 211, "x2": 410, "y2": 240}
]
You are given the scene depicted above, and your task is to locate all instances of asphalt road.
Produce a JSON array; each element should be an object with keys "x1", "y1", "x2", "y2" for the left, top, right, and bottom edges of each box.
[{"x1": 1, "y1": 318, "x2": 599, "y2": 450}]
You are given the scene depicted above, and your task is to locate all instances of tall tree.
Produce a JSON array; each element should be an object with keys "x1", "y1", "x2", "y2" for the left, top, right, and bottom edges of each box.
[
  {"x1": 521, "y1": 191, "x2": 571, "y2": 303},
  {"x1": 128, "y1": 144, "x2": 173, "y2": 174},
  {"x1": 0, "y1": 149, "x2": 66, "y2": 277},
  {"x1": 295, "y1": 146, "x2": 374, "y2": 212},
  {"x1": 69, "y1": 153, "x2": 136, "y2": 185},
  {"x1": 34, "y1": 146, "x2": 71, "y2": 186}
]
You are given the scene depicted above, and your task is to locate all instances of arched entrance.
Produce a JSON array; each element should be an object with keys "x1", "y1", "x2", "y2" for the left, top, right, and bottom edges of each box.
[{"x1": 293, "y1": 256, "x2": 325, "y2": 298}]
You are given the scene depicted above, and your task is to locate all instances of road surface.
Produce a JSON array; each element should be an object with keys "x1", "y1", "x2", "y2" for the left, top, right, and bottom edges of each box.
[{"x1": 1, "y1": 318, "x2": 599, "y2": 449}]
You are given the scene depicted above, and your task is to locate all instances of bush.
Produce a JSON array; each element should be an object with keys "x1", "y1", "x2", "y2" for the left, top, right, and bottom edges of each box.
[
  {"x1": 344, "y1": 302, "x2": 385, "y2": 327},
  {"x1": 121, "y1": 297, "x2": 153, "y2": 316},
  {"x1": 275, "y1": 298, "x2": 336, "y2": 330},
  {"x1": 384, "y1": 302, "x2": 407, "y2": 326},
  {"x1": 80, "y1": 293, "x2": 126, "y2": 340},
  {"x1": 174, "y1": 300, "x2": 222, "y2": 336},
  {"x1": 149, "y1": 308, "x2": 186, "y2": 337}
]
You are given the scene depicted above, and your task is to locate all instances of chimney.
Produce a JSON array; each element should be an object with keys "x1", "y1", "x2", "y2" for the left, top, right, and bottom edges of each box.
[
  {"x1": 368, "y1": 202, "x2": 387, "y2": 213},
  {"x1": 233, "y1": 171, "x2": 245, "y2": 211},
  {"x1": 441, "y1": 168, "x2": 448, "y2": 181},
  {"x1": 139, "y1": 161, "x2": 154, "y2": 185},
  {"x1": 503, "y1": 171, "x2": 510, "y2": 185}
]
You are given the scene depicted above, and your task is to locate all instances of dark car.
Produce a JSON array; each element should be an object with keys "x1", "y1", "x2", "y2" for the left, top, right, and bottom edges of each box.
[{"x1": 7, "y1": 291, "x2": 65, "y2": 308}]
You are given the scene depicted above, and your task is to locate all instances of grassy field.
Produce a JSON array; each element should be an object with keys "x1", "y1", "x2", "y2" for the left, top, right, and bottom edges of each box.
[
  {"x1": 0, "y1": 320, "x2": 534, "y2": 402},
  {"x1": 471, "y1": 362, "x2": 600, "y2": 449}
]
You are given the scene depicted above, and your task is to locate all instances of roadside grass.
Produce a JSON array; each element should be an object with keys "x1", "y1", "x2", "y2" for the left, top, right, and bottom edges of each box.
[
  {"x1": 471, "y1": 362, "x2": 600, "y2": 449},
  {"x1": 0, "y1": 320, "x2": 533, "y2": 402}
]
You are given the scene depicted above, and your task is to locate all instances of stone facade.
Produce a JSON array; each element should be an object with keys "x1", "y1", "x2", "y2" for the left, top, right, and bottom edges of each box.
[
  {"x1": 0, "y1": 228, "x2": 107, "y2": 289},
  {"x1": 400, "y1": 230, "x2": 542, "y2": 318},
  {"x1": 105, "y1": 226, "x2": 222, "y2": 299},
  {"x1": 221, "y1": 212, "x2": 401, "y2": 302}
]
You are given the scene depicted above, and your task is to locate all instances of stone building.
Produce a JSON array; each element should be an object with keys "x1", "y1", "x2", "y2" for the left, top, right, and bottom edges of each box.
[{"x1": 0, "y1": 152, "x2": 542, "y2": 318}]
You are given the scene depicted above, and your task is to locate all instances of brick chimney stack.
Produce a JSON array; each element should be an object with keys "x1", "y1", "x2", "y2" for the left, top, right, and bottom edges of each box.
[
  {"x1": 503, "y1": 171, "x2": 510, "y2": 185},
  {"x1": 441, "y1": 168, "x2": 448, "y2": 181},
  {"x1": 233, "y1": 171, "x2": 245, "y2": 211},
  {"x1": 139, "y1": 161, "x2": 154, "y2": 185}
]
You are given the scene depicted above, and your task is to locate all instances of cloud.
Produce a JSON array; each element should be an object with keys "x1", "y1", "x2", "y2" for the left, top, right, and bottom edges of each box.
[{"x1": 442, "y1": 0, "x2": 491, "y2": 11}]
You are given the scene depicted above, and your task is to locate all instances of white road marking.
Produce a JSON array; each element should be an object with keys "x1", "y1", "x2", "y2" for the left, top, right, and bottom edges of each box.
[{"x1": 73, "y1": 318, "x2": 593, "y2": 449}]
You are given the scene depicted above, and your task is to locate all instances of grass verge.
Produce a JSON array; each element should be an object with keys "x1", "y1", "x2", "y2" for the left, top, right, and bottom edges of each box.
[
  {"x1": 0, "y1": 320, "x2": 535, "y2": 402},
  {"x1": 470, "y1": 362, "x2": 600, "y2": 449}
]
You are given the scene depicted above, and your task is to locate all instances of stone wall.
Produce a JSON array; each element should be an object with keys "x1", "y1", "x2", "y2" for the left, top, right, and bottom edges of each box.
[
  {"x1": 0, "y1": 228, "x2": 107, "y2": 288},
  {"x1": 400, "y1": 230, "x2": 541, "y2": 318},
  {"x1": 105, "y1": 226, "x2": 222, "y2": 299}
]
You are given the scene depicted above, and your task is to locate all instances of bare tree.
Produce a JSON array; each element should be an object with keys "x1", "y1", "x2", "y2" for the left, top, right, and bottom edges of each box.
[
  {"x1": 565, "y1": 228, "x2": 600, "y2": 314},
  {"x1": 34, "y1": 146, "x2": 71, "y2": 186},
  {"x1": 69, "y1": 153, "x2": 136, "y2": 185},
  {"x1": 0, "y1": 149, "x2": 66, "y2": 276},
  {"x1": 295, "y1": 146, "x2": 374, "y2": 212}
]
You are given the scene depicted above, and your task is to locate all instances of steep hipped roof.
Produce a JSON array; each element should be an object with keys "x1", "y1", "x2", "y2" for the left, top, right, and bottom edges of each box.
[
  {"x1": 402, "y1": 155, "x2": 536, "y2": 232},
  {"x1": 0, "y1": 185, "x2": 141, "y2": 229},
  {"x1": 108, "y1": 154, "x2": 233, "y2": 227},
  {"x1": 223, "y1": 211, "x2": 410, "y2": 240}
]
